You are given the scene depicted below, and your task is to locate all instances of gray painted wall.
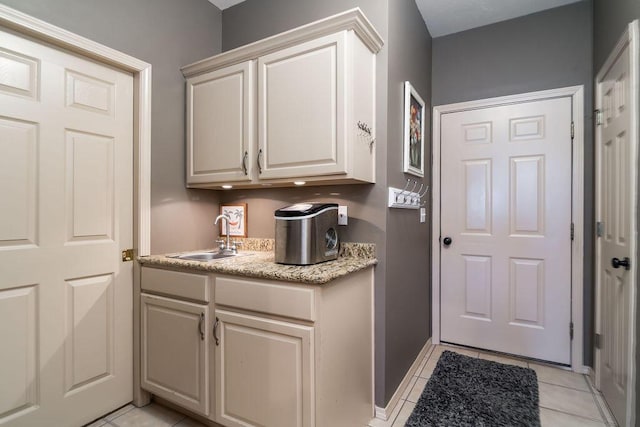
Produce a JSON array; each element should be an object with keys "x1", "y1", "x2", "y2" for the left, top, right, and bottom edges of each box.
[
  {"x1": 432, "y1": 0, "x2": 595, "y2": 366},
  {"x1": 383, "y1": 0, "x2": 432, "y2": 404},
  {"x1": 222, "y1": 0, "x2": 432, "y2": 406},
  {"x1": 0, "y1": 0, "x2": 223, "y2": 254},
  {"x1": 594, "y1": 0, "x2": 640, "y2": 71},
  {"x1": 593, "y1": 2, "x2": 640, "y2": 424}
]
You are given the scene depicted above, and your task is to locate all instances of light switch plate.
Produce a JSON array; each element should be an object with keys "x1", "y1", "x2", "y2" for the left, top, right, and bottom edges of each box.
[
  {"x1": 420, "y1": 207, "x2": 426, "y2": 223},
  {"x1": 338, "y1": 205, "x2": 348, "y2": 225}
]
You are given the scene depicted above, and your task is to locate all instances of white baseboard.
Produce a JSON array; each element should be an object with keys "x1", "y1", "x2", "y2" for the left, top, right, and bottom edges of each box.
[{"x1": 374, "y1": 338, "x2": 432, "y2": 421}]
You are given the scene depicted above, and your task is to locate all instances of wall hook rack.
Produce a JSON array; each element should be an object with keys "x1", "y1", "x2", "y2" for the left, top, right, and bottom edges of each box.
[{"x1": 388, "y1": 179, "x2": 429, "y2": 209}]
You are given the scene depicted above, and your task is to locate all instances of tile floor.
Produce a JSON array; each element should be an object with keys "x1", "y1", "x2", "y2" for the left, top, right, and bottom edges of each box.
[
  {"x1": 85, "y1": 403, "x2": 208, "y2": 427},
  {"x1": 86, "y1": 343, "x2": 618, "y2": 427},
  {"x1": 368, "y1": 344, "x2": 618, "y2": 427}
]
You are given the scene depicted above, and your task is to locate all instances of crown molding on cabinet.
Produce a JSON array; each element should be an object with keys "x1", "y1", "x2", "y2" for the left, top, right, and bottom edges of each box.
[{"x1": 181, "y1": 7, "x2": 384, "y2": 77}]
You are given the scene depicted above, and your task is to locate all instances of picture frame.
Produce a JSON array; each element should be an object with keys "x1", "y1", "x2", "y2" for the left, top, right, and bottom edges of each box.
[
  {"x1": 220, "y1": 203, "x2": 247, "y2": 237},
  {"x1": 403, "y1": 81, "x2": 426, "y2": 177}
]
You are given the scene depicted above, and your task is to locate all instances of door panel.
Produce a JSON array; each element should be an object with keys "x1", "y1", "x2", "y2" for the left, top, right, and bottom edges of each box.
[
  {"x1": 0, "y1": 27, "x2": 133, "y2": 426},
  {"x1": 596, "y1": 33, "x2": 634, "y2": 426},
  {"x1": 440, "y1": 97, "x2": 572, "y2": 364}
]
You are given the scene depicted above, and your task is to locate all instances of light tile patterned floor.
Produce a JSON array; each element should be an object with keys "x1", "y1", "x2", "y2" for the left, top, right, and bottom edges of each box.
[
  {"x1": 86, "y1": 343, "x2": 618, "y2": 427},
  {"x1": 367, "y1": 344, "x2": 618, "y2": 427},
  {"x1": 84, "y1": 403, "x2": 208, "y2": 427}
]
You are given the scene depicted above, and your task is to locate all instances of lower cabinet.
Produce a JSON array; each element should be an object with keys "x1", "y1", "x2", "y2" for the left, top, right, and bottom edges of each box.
[
  {"x1": 139, "y1": 266, "x2": 374, "y2": 427},
  {"x1": 141, "y1": 293, "x2": 209, "y2": 416},
  {"x1": 214, "y1": 310, "x2": 314, "y2": 427}
]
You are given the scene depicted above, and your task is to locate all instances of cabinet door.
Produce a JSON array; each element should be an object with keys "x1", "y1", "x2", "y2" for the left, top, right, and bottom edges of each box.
[
  {"x1": 141, "y1": 294, "x2": 209, "y2": 415},
  {"x1": 186, "y1": 61, "x2": 254, "y2": 185},
  {"x1": 258, "y1": 32, "x2": 347, "y2": 180},
  {"x1": 215, "y1": 309, "x2": 314, "y2": 427}
]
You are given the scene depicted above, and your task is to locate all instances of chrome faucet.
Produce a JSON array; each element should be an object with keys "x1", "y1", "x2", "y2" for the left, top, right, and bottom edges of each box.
[{"x1": 214, "y1": 214, "x2": 233, "y2": 253}]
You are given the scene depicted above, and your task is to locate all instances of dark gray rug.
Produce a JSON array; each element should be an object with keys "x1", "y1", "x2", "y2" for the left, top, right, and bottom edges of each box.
[{"x1": 405, "y1": 351, "x2": 540, "y2": 427}]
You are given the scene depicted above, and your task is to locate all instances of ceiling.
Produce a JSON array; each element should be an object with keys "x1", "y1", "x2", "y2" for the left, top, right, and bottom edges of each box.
[
  {"x1": 207, "y1": 0, "x2": 584, "y2": 37},
  {"x1": 415, "y1": 0, "x2": 583, "y2": 37}
]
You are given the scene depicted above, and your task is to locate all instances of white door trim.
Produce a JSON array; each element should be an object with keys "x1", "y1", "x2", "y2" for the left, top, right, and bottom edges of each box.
[
  {"x1": 595, "y1": 20, "x2": 639, "y2": 427},
  {"x1": 0, "y1": 3, "x2": 153, "y2": 407},
  {"x1": 432, "y1": 86, "x2": 585, "y2": 372},
  {"x1": 0, "y1": 4, "x2": 151, "y2": 257}
]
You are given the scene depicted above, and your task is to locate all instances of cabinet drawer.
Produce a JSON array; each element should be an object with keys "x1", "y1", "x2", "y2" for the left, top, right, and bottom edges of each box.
[
  {"x1": 142, "y1": 267, "x2": 210, "y2": 302},
  {"x1": 215, "y1": 276, "x2": 316, "y2": 321}
]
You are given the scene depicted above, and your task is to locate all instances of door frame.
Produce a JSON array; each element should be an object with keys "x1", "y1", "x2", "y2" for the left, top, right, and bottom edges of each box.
[
  {"x1": 0, "y1": 3, "x2": 152, "y2": 405},
  {"x1": 431, "y1": 86, "x2": 585, "y2": 372},
  {"x1": 594, "y1": 20, "x2": 639, "y2": 427}
]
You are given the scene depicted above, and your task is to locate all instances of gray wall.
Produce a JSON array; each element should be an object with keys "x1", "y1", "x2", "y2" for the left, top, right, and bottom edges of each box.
[
  {"x1": 593, "y1": 2, "x2": 640, "y2": 424},
  {"x1": 222, "y1": 0, "x2": 432, "y2": 406},
  {"x1": 594, "y1": 0, "x2": 640, "y2": 71},
  {"x1": 383, "y1": 0, "x2": 432, "y2": 404},
  {"x1": 432, "y1": 0, "x2": 595, "y2": 366},
  {"x1": 0, "y1": 0, "x2": 223, "y2": 254}
]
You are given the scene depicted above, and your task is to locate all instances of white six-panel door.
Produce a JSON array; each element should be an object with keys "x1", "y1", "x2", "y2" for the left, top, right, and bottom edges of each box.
[
  {"x1": 595, "y1": 22, "x2": 637, "y2": 426},
  {"x1": 440, "y1": 97, "x2": 573, "y2": 364},
  {"x1": 0, "y1": 27, "x2": 133, "y2": 426}
]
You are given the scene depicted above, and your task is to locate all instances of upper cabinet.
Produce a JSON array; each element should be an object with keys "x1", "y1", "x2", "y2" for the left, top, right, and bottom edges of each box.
[
  {"x1": 186, "y1": 61, "x2": 254, "y2": 185},
  {"x1": 182, "y1": 8, "x2": 383, "y2": 189}
]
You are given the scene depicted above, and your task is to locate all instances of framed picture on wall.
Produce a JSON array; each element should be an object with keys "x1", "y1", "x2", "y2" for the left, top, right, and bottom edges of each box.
[
  {"x1": 403, "y1": 81, "x2": 426, "y2": 177},
  {"x1": 220, "y1": 203, "x2": 247, "y2": 237}
]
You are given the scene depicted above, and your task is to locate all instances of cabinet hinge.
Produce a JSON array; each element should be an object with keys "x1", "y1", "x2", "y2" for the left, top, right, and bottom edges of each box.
[
  {"x1": 570, "y1": 223, "x2": 574, "y2": 241},
  {"x1": 594, "y1": 109, "x2": 603, "y2": 126},
  {"x1": 571, "y1": 121, "x2": 575, "y2": 139},
  {"x1": 570, "y1": 322, "x2": 574, "y2": 340},
  {"x1": 596, "y1": 221, "x2": 604, "y2": 237},
  {"x1": 595, "y1": 333, "x2": 602, "y2": 349},
  {"x1": 122, "y1": 248, "x2": 134, "y2": 262}
]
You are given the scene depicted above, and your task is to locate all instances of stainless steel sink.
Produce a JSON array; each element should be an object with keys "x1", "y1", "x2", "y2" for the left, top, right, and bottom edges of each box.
[{"x1": 167, "y1": 251, "x2": 245, "y2": 262}]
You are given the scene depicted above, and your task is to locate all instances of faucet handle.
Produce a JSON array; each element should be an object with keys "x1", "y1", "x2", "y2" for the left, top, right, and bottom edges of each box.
[
  {"x1": 230, "y1": 240, "x2": 243, "y2": 253},
  {"x1": 215, "y1": 239, "x2": 226, "y2": 250}
]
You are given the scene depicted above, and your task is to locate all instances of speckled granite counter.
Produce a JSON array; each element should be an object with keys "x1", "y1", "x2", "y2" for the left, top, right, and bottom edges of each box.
[{"x1": 138, "y1": 239, "x2": 376, "y2": 285}]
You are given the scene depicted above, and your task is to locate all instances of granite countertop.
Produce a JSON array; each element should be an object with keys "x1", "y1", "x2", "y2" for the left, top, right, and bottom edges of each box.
[{"x1": 138, "y1": 239, "x2": 376, "y2": 285}]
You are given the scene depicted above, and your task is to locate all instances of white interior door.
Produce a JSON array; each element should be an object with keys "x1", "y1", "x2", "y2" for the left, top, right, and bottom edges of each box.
[
  {"x1": 440, "y1": 97, "x2": 573, "y2": 364},
  {"x1": 0, "y1": 27, "x2": 133, "y2": 426},
  {"x1": 595, "y1": 21, "x2": 638, "y2": 427}
]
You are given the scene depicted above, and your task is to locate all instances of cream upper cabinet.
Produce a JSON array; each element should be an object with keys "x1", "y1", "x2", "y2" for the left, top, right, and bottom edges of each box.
[
  {"x1": 182, "y1": 8, "x2": 383, "y2": 189},
  {"x1": 186, "y1": 61, "x2": 254, "y2": 184}
]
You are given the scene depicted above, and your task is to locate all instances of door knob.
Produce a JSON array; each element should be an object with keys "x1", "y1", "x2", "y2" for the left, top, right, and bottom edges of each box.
[
  {"x1": 611, "y1": 257, "x2": 631, "y2": 270},
  {"x1": 443, "y1": 237, "x2": 452, "y2": 246}
]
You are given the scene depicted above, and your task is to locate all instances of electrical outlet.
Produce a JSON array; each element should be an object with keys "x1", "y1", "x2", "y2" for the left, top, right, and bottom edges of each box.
[
  {"x1": 338, "y1": 205, "x2": 348, "y2": 225},
  {"x1": 420, "y1": 207, "x2": 426, "y2": 223}
]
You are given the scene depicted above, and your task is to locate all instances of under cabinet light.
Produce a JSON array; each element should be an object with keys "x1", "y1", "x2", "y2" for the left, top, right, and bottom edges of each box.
[
  {"x1": 294, "y1": 181, "x2": 306, "y2": 186},
  {"x1": 222, "y1": 185, "x2": 233, "y2": 189}
]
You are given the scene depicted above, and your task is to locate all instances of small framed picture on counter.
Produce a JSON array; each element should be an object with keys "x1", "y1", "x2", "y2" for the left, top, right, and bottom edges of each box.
[{"x1": 220, "y1": 203, "x2": 247, "y2": 237}]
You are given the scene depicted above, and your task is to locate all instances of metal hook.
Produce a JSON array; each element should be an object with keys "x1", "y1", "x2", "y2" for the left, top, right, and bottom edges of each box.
[
  {"x1": 418, "y1": 185, "x2": 430, "y2": 198},
  {"x1": 410, "y1": 181, "x2": 418, "y2": 193},
  {"x1": 400, "y1": 179, "x2": 412, "y2": 194}
]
